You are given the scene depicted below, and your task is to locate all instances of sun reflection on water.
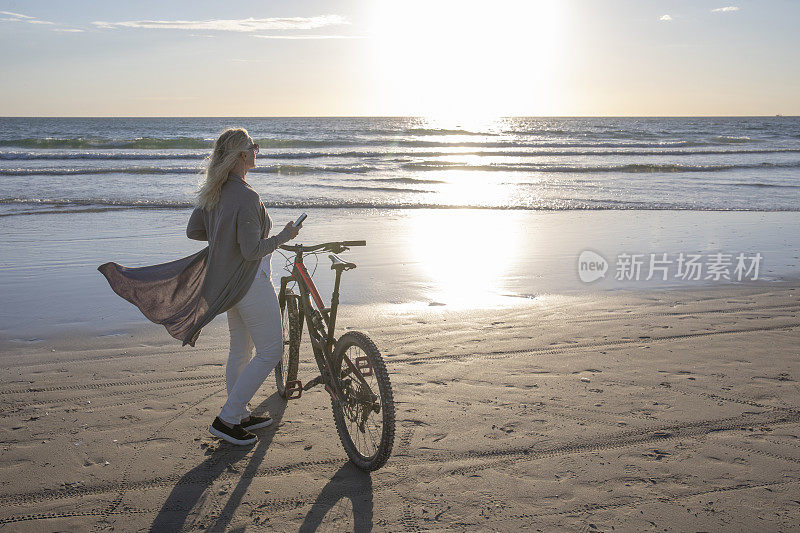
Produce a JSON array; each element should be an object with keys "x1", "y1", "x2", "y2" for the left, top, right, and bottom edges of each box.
[
  {"x1": 428, "y1": 171, "x2": 516, "y2": 208},
  {"x1": 405, "y1": 209, "x2": 530, "y2": 309}
]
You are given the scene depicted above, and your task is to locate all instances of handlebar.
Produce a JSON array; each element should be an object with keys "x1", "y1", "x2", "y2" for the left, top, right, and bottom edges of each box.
[{"x1": 279, "y1": 240, "x2": 366, "y2": 254}]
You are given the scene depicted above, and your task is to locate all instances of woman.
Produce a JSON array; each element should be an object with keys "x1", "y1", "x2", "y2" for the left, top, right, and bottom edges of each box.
[
  {"x1": 99, "y1": 128, "x2": 301, "y2": 446},
  {"x1": 190, "y1": 128, "x2": 301, "y2": 445}
]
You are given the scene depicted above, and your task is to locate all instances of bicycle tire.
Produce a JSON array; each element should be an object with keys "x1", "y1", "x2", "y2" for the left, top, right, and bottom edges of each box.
[
  {"x1": 275, "y1": 294, "x2": 300, "y2": 398},
  {"x1": 330, "y1": 331, "x2": 395, "y2": 471}
]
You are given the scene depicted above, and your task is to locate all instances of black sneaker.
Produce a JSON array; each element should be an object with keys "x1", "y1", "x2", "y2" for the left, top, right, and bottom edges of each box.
[
  {"x1": 209, "y1": 417, "x2": 257, "y2": 445},
  {"x1": 240, "y1": 414, "x2": 273, "y2": 431}
]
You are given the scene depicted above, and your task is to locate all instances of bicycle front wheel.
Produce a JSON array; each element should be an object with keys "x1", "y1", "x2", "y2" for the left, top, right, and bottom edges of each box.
[
  {"x1": 330, "y1": 331, "x2": 395, "y2": 471},
  {"x1": 275, "y1": 293, "x2": 300, "y2": 398}
]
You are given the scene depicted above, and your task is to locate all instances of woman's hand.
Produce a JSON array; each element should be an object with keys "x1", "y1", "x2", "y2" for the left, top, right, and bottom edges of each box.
[{"x1": 284, "y1": 221, "x2": 301, "y2": 240}]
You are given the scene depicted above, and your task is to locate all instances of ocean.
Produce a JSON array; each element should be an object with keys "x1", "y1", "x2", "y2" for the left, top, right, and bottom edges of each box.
[
  {"x1": 1, "y1": 116, "x2": 799, "y2": 216},
  {"x1": 2, "y1": 116, "x2": 800, "y2": 340}
]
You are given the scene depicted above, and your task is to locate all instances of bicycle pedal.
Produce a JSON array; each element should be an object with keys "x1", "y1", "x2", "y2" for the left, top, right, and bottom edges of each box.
[
  {"x1": 286, "y1": 380, "x2": 303, "y2": 399},
  {"x1": 355, "y1": 356, "x2": 373, "y2": 377}
]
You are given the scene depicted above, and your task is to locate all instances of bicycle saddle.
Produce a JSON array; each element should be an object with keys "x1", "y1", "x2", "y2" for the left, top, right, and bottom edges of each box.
[{"x1": 329, "y1": 254, "x2": 357, "y2": 271}]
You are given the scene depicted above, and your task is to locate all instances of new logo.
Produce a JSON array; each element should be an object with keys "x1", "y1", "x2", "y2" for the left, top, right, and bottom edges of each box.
[{"x1": 578, "y1": 250, "x2": 608, "y2": 283}]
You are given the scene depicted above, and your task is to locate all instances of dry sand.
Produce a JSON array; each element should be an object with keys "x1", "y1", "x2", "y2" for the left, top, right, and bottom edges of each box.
[{"x1": 1, "y1": 282, "x2": 799, "y2": 531}]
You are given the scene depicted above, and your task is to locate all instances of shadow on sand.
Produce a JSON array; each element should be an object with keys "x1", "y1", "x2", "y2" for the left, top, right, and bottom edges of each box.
[
  {"x1": 150, "y1": 392, "x2": 286, "y2": 531},
  {"x1": 298, "y1": 462, "x2": 374, "y2": 532},
  {"x1": 149, "y1": 392, "x2": 375, "y2": 532}
]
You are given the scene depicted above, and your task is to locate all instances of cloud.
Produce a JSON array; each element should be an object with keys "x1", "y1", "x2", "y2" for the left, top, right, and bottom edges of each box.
[
  {"x1": 0, "y1": 10, "x2": 83, "y2": 32},
  {"x1": 659, "y1": 14, "x2": 673, "y2": 22},
  {"x1": 93, "y1": 15, "x2": 348, "y2": 32},
  {"x1": 0, "y1": 11, "x2": 35, "y2": 19},
  {"x1": 0, "y1": 11, "x2": 54, "y2": 25},
  {"x1": 251, "y1": 34, "x2": 364, "y2": 40},
  {"x1": 711, "y1": 6, "x2": 739, "y2": 12}
]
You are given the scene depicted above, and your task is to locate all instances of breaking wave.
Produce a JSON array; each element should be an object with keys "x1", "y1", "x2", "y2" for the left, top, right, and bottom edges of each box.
[
  {"x1": 2, "y1": 197, "x2": 797, "y2": 216},
  {"x1": 401, "y1": 161, "x2": 800, "y2": 173},
  {"x1": 0, "y1": 164, "x2": 378, "y2": 176}
]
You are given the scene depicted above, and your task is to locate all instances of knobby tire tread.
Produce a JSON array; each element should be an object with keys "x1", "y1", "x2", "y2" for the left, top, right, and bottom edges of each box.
[
  {"x1": 330, "y1": 331, "x2": 395, "y2": 471},
  {"x1": 275, "y1": 295, "x2": 300, "y2": 398}
]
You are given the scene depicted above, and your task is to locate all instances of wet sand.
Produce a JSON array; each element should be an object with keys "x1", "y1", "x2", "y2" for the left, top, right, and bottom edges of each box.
[
  {"x1": 1, "y1": 281, "x2": 798, "y2": 531},
  {"x1": 3, "y1": 207, "x2": 800, "y2": 342}
]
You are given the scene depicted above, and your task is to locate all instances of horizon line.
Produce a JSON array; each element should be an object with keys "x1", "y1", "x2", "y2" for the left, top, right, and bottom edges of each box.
[{"x1": 0, "y1": 114, "x2": 798, "y2": 119}]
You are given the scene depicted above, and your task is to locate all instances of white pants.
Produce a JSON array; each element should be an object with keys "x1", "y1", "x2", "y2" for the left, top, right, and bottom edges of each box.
[{"x1": 218, "y1": 259, "x2": 282, "y2": 425}]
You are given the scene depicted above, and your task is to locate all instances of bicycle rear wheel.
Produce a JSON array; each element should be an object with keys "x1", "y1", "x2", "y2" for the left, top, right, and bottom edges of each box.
[
  {"x1": 275, "y1": 293, "x2": 300, "y2": 398},
  {"x1": 330, "y1": 331, "x2": 395, "y2": 471}
]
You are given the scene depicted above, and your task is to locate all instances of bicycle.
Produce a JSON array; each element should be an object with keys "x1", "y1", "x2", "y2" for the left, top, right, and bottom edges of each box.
[{"x1": 274, "y1": 240, "x2": 395, "y2": 471}]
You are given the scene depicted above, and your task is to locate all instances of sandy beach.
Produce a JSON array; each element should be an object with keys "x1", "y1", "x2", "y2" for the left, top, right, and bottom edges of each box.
[
  {"x1": 1, "y1": 0, "x2": 799, "y2": 528},
  {"x1": 1, "y1": 120, "x2": 798, "y2": 532},
  {"x1": 1, "y1": 279, "x2": 798, "y2": 531}
]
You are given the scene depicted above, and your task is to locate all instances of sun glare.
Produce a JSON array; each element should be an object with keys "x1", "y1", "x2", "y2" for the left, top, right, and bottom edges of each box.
[
  {"x1": 367, "y1": 0, "x2": 564, "y2": 119},
  {"x1": 405, "y1": 210, "x2": 527, "y2": 308}
]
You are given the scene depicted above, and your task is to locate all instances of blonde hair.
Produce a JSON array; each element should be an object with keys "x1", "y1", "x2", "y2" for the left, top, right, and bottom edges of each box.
[{"x1": 196, "y1": 128, "x2": 252, "y2": 210}]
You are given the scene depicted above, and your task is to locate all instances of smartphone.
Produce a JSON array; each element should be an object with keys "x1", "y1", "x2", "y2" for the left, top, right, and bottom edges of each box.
[{"x1": 293, "y1": 213, "x2": 307, "y2": 227}]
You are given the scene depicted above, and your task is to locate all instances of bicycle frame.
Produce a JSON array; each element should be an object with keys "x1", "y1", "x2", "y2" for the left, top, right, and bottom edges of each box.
[{"x1": 278, "y1": 247, "x2": 375, "y2": 403}]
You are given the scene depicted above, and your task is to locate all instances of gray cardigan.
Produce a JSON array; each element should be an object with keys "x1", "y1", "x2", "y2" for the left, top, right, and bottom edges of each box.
[{"x1": 99, "y1": 174, "x2": 291, "y2": 346}]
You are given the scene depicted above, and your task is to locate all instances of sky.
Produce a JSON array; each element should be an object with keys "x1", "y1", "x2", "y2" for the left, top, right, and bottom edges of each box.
[{"x1": 0, "y1": 0, "x2": 798, "y2": 117}]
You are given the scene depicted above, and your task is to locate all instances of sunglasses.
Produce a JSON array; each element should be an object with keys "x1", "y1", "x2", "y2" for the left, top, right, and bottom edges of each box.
[{"x1": 247, "y1": 143, "x2": 260, "y2": 154}]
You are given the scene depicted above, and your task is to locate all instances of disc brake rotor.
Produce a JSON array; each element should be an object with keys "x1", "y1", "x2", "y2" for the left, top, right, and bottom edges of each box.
[{"x1": 340, "y1": 378, "x2": 379, "y2": 432}]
